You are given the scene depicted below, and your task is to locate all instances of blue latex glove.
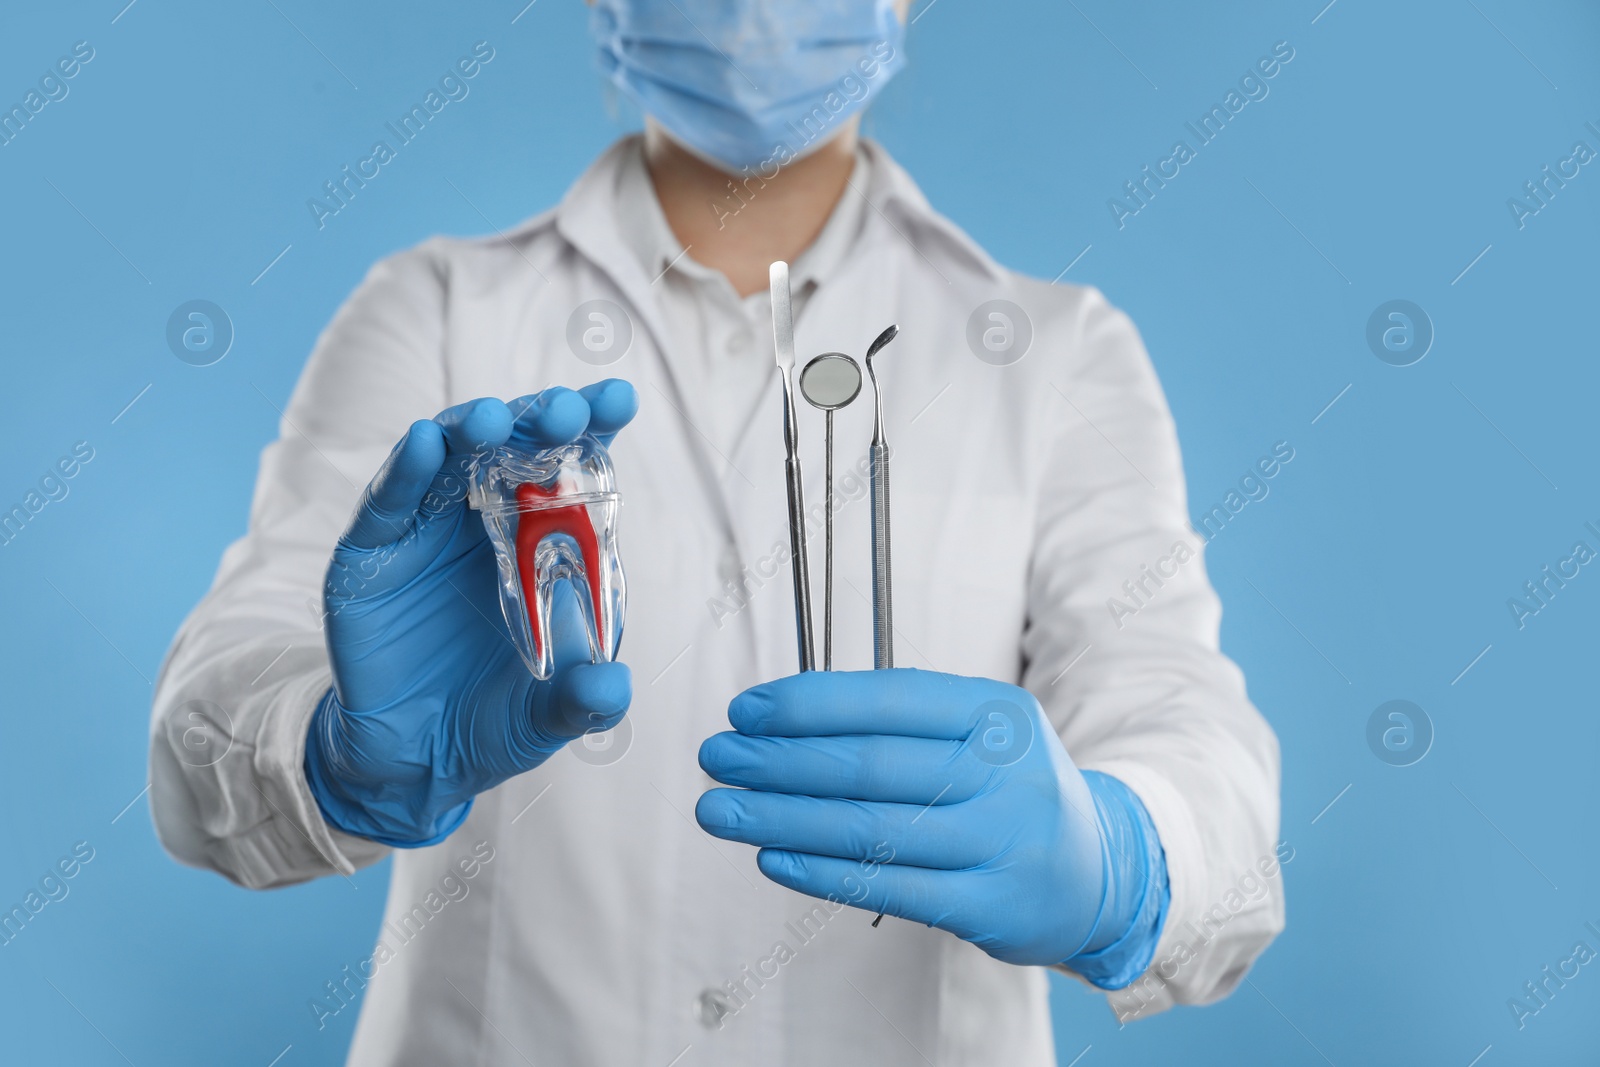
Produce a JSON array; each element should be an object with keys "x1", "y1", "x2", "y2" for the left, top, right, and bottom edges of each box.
[
  {"x1": 304, "y1": 381, "x2": 638, "y2": 848},
  {"x1": 696, "y1": 669, "x2": 1169, "y2": 984}
]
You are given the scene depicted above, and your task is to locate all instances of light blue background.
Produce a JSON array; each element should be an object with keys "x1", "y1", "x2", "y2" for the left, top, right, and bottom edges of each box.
[{"x1": 2, "y1": 1, "x2": 1597, "y2": 1063}]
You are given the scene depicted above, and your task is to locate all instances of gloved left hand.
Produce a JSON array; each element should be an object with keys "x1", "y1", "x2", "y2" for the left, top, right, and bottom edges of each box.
[
  {"x1": 696, "y1": 669, "x2": 1169, "y2": 985},
  {"x1": 304, "y1": 382, "x2": 638, "y2": 848}
]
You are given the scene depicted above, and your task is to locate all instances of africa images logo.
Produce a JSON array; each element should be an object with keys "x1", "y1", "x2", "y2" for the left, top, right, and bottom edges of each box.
[
  {"x1": 306, "y1": 42, "x2": 496, "y2": 230},
  {"x1": 1106, "y1": 40, "x2": 1296, "y2": 229}
]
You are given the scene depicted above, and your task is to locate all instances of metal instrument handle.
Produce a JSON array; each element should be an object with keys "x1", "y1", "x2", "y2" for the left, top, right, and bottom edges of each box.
[
  {"x1": 785, "y1": 446, "x2": 816, "y2": 673},
  {"x1": 870, "y1": 441, "x2": 893, "y2": 670}
]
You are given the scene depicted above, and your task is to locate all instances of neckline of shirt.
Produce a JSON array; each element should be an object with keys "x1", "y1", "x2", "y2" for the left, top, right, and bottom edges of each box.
[{"x1": 612, "y1": 137, "x2": 873, "y2": 308}]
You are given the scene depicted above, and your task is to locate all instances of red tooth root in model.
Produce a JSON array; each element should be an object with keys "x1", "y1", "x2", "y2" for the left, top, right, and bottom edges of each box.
[{"x1": 513, "y1": 480, "x2": 607, "y2": 665}]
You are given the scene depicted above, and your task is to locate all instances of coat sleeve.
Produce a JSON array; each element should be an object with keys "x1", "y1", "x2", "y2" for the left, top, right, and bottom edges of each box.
[
  {"x1": 1019, "y1": 284, "x2": 1284, "y2": 1017},
  {"x1": 148, "y1": 242, "x2": 451, "y2": 889}
]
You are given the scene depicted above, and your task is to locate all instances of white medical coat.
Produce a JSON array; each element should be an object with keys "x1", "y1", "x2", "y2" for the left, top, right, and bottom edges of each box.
[{"x1": 150, "y1": 135, "x2": 1283, "y2": 1066}]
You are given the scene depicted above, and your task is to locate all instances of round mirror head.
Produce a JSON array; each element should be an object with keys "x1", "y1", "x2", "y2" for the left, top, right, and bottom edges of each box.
[{"x1": 799, "y1": 352, "x2": 863, "y2": 411}]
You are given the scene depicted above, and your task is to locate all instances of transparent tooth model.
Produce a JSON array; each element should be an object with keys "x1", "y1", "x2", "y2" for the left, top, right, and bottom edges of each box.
[{"x1": 468, "y1": 435, "x2": 625, "y2": 680}]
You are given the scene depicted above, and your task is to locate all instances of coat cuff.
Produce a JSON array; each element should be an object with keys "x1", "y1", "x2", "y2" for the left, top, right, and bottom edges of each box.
[{"x1": 218, "y1": 667, "x2": 390, "y2": 886}]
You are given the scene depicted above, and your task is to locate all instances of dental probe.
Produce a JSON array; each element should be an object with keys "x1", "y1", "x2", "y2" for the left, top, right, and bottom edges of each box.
[
  {"x1": 864, "y1": 322, "x2": 899, "y2": 929},
  {"x1": 864, "y1": 324, "x2": 899, "y2": 672}
]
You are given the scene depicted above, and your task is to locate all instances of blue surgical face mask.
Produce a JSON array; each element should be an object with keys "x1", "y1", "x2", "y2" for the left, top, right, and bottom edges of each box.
[{"x1": 590, "y1": 0, "x2": 906, "y2": 174}]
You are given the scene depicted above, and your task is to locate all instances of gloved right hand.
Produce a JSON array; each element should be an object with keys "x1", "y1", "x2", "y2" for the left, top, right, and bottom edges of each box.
[{"x1": 303, "y1": 382, "x2": 638, "y2": 847}]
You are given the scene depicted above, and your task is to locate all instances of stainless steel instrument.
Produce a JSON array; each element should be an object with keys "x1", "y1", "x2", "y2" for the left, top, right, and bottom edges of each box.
[
  {"x1": 769, "y1": 262, "x2": 816, "y2": 672},
  {"x1": 864, "y1": 324, "x2": 899, "y2": 671},
  {"x1": 799, "y1": 352, "x2": 863, "y2": 671},
  {"x1": 864, "y1": 323, "x2": 899, "y2": 931}
]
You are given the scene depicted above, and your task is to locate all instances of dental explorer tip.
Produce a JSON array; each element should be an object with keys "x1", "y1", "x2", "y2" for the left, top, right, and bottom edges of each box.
[{"x1": 866, "y1": 324, "x2": 899, "y2": 364}]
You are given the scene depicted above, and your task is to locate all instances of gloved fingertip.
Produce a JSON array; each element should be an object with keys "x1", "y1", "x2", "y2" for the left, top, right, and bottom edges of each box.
[
  {"x1": 529, "y1": 386, "x2": 592, "y2": 444},
  {"x1": 697, "y1": 732, "x2": 745, "y2": 777},
  {"x1": 565, "y1": 661, "x2": 632, "y2": 719},
  {"x1": 581, "y1": 378, "x2": 640, "y2": 434},
  {"x1": 406, "y1": 417, "x2": 443, "y2": 447},
  {"x1": 694, "y1": 789, "x2": 743, "y2": 831},
  {"x1": 459, "y1": 397, "x2": 515, "y2": 449},
  {"x1": 533, "y1": 663, "x2": 631, "y2": 749},
  {"x1": 390, "y1": 419, "x2": 447, "y2": 482},
  {"x1": 727, "y1": 685, "x2": 776, "y2": 733},
  {"x1": 755, "y1": 848, "x2": 802, "y2": 881}
]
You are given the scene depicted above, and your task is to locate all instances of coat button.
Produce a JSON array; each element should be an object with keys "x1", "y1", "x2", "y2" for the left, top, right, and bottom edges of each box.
[
  {"x1": 696, "y1": 987, "x2": 735, "y2": 1029},
  {"x1": 726, "y1": 329, "x2": 752, "y2": 355}
]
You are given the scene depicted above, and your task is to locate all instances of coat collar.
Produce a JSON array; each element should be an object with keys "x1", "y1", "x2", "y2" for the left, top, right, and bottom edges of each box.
[{"x1": 551, "y1": 134, "x2": 1006, "y2": 307}]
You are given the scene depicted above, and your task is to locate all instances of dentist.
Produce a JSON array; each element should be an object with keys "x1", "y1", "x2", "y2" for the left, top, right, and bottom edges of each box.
[{"x1": 151, "y1": 1, "x2": 1283, "y2": 1063}]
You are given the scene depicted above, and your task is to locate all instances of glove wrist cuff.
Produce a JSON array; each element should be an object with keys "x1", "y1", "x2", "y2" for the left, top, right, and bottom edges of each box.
[
  {"x1": 1062, "y1": 770, "x2": 1171, "y2": 990},
  {"x1": 304, "y1": 688, "x2": 475, "y2": 848}
]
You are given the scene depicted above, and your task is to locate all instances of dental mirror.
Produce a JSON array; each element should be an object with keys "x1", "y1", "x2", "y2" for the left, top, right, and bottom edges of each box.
[
  {"x1": 800, "y1": 352, "x2": 863, "y2": 670},
  {"x1": 800, "y1": 352, "x2": 863, "y2": 411}
]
